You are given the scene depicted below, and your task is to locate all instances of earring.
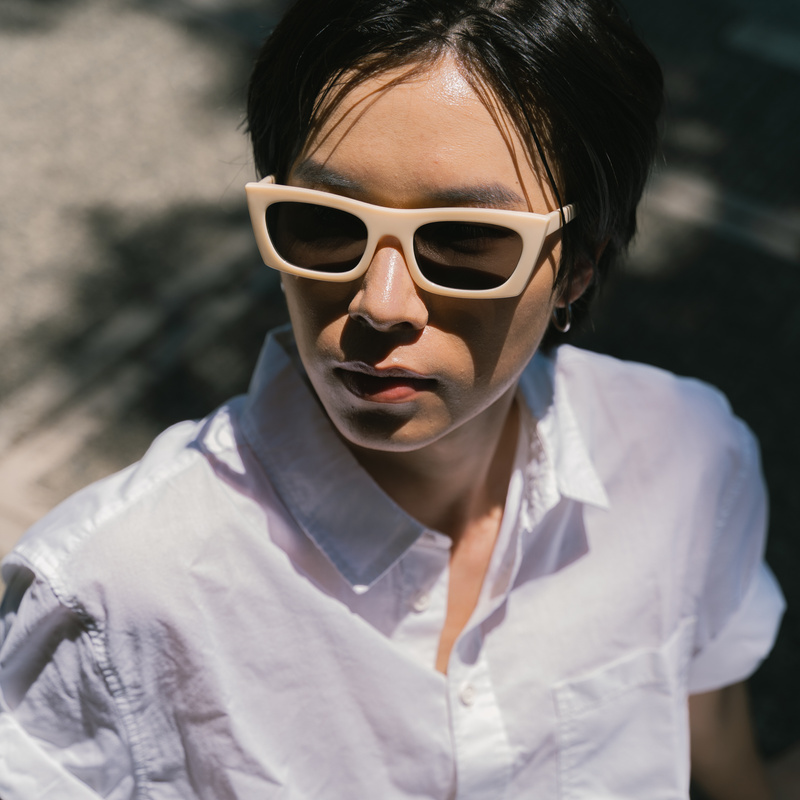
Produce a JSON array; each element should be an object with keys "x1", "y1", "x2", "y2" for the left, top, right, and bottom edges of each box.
[{"x1": 551, "y1": 303, "x2": 572, "y2": 333}]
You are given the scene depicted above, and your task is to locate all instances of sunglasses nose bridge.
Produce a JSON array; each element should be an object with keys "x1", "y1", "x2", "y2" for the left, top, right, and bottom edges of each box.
[
  {"x1": 363, "y1": 235, "x2": 412, "y2": 280},
  {"x1": 360, "y1": 208, "x2": 419, "y2": 282}
]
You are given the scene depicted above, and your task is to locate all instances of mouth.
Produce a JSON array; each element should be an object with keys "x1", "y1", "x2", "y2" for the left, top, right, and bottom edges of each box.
[{"x1": 334, "y1": 363, "x2": 437, "y2": 404}]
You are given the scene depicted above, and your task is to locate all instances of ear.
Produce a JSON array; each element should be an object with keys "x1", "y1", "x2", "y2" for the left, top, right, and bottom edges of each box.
[
  {"x1": 557, "y1": 239, "x2": 608, "y2": 306},
  {"x1": 561, "y1": 259, "x2": 594, "y2": 305}
]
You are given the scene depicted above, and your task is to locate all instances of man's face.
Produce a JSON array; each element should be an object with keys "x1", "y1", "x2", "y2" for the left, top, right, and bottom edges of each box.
[{"x1": 281, "y1": 55, "x2": 569, "y2": 455}]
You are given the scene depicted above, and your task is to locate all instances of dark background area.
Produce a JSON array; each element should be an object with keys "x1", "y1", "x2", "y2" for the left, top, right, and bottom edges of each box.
[
  {"x1": 575, "y1": 0, "x2": 800, "y2": 763},
  {"x1": 0, "y1": 0, "x2": 797, "y2": 773}
]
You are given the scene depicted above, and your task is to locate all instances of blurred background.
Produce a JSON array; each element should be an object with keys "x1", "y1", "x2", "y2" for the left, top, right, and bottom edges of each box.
[{"x1": 0, "y1": 0, "x2": 798, "y2": 773}]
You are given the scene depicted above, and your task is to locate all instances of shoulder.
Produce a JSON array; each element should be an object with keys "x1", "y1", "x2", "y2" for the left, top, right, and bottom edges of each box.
[
  {"x1": 540, "y1": 349, "x2": 772, "y2": 627},
  {"x1": 554, "y1": 345, "x2": 732, "y2": 418},
  {"x1": 3, "y1": 401, "x2": 255, "y2": 615},
  {"x1": 551, "y1": 345, "x2": 753, "y2": 460},
  {"x1": 533, "y1": 346, "x2": 762, "y2": 527}
]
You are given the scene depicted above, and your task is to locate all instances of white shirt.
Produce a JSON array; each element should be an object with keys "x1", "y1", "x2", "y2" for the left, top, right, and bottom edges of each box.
[{"x1": 0, "y1": 328, "x2": 785, "y2": 800}]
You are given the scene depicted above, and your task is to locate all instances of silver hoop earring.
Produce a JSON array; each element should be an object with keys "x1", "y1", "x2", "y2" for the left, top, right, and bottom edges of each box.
[{"x1": 551, "y1": 304, "x2": 572, "y2": 333}]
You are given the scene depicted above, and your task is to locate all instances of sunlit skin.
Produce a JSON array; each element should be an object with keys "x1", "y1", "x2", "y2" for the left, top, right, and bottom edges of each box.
[{"x1": 281, "y1": 55, "x2": 591, "y2": 671}]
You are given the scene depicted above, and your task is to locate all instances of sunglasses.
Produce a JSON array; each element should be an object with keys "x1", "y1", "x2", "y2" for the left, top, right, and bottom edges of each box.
[{"x1": 245, "y1": 176, "x2": 575, "y2": 299}]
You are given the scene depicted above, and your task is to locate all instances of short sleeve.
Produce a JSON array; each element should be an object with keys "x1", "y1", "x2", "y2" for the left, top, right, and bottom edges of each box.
[
  {"x1": 0, "y1": 562, "x2": 135, "y2": 800},
  {"x1": 689, "y1": 561, "x2": 784, "y2": 693},
  {"x1": 687, "y1": 419, "x2": 786, "y2": 694}
]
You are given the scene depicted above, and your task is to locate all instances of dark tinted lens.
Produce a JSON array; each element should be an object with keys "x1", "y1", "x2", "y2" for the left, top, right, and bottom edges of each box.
[
  {"x1": 414, "y1": 222, "x2": 523, "y2": 290},
  {"x1": 266, "y1": 201, "x2": 367, "y2": 274}
]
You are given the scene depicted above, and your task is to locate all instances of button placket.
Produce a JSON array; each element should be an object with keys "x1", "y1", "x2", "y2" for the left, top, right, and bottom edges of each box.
[{"x1": 449, "y1": 648, "x2": 513, "y2": 800}]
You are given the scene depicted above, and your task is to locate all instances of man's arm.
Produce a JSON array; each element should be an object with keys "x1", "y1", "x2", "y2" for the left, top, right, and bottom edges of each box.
[
  {"x1": 689, "y1": 681, "x2": 772, "y2": 800},
  {"x1": 0, "y1": 568, "x2": 127, "y2": 799}
]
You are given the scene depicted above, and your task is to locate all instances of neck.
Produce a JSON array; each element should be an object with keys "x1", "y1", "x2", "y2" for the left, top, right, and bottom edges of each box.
[{"x1": 349, "y1": 389, "x2": 520, "y2": 544}]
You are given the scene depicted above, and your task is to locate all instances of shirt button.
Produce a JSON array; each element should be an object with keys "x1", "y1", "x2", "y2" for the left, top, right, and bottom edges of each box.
[
  {"x1": 458, "y1": 682, "x2": 476, "y2": 707},
  {"x1": 412, "y1": 593, "x2": 430, "y2": 612}
]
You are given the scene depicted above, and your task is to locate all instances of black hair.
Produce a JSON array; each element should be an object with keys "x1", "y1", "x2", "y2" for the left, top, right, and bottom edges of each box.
[{"x1": 247, "y1": 0, "x2": 663, "y2": 339}]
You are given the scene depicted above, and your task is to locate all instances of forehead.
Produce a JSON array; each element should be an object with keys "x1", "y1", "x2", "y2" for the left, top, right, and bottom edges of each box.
[{"x1": 295, "y1": 55, "x2": 551, "y2": 209}]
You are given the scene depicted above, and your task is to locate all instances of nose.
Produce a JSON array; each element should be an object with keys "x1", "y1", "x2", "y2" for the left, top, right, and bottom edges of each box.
[{"x1": 348, "y1": 237, "x2": 429, "y2": 331}]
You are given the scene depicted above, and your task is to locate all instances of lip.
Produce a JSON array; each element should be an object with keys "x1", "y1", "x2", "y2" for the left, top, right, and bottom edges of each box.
[{"x1": 334, "y1": 362, "x2": 437, "y2": 403}]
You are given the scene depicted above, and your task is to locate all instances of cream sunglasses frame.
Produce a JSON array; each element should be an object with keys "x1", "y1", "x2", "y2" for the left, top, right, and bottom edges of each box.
[{"x1": 245, "y1": 175, "x2": 575, "y2": 299}]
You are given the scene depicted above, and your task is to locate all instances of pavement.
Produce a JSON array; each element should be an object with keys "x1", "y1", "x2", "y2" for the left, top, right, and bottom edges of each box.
[
  {"x1": 1, "y1": 0, "x2": 798, "y2": 763},
  {"x1": 0, "y1": 0, "x2": 291, "y2": 540}
]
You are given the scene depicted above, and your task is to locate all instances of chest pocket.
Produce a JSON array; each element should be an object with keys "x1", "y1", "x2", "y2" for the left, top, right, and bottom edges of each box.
[{"x1": 553, "y1": 618, "x2": 695, "y2": 799}]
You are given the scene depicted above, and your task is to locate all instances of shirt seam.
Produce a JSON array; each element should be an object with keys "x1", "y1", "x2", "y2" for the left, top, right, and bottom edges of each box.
[
  {"x1": 1, "y1": 573, "x2": 151, "y2": 799},
  {"x1": 82, "y1": 618, "x2": 152, "y2": 799}
]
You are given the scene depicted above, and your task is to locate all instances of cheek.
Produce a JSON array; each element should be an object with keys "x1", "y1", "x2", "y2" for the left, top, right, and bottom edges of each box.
[
  {"x1": 489, "y1": 251, "x2": 561, "y2": 372},
  {"x1": 283, "y1": 277, "x2": 352, "y2": 353},
  {"x1": 460, "y1": 285, "x2": 555, "y2": 391}
]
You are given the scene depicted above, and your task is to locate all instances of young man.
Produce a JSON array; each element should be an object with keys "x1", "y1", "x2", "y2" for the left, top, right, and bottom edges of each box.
[{"x1": 0, "y1": 1, "x2": 784, "y2": 797}]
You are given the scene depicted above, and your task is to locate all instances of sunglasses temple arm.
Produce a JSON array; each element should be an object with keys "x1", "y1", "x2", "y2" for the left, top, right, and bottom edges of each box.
[{"x1": 546, "y1": 204, "x2": 576, "y2": 235}]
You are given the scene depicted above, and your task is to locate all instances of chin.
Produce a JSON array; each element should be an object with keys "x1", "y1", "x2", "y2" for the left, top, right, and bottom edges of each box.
[{"x1": 331, "y1": 406, "x2": 450, "y2": 454}]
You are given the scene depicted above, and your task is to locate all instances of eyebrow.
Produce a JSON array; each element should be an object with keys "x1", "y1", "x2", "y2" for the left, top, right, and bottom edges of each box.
[
  {"x1": 291, "y1": 160, "x2": 526, "y2": 209},
  {"x1": 291, "y1": 161, "x2": 366, "y2": 193},
  {"x1": 429, "y1": 185, "x2": 525, "y2": 209}
]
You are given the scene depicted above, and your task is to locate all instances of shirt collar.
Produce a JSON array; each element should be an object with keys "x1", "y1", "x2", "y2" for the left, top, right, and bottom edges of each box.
[
  {"x1": 239, "y1": 331, "x2": 608, "y2": 593},
  {"x1": 519, "y1": 348, "x2": 610, "y2": 511},
  {"x1": 240, "y1": 327, "x2": 427, "y2": 592}
]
